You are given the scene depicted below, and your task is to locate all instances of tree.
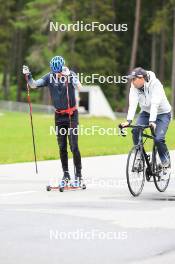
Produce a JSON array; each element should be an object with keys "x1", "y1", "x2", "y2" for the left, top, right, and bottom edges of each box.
[
  {"x1": 62, "y1": 0, "x2": 120, "y2": 109},
  {"x1": 125, "y1": 0, "x2": 141, "y2": 110},
  {"x1": 148, "y1": 1, "x2": 171, "y2": 82},
  {"x1": 0, "y1": 0, "x2": 15, "y2": 99},
  {"x1": 151, "y1": 33, "x2": 157, "y2": 72},
  {"x1": 129, "y1": 0, "x2": 141, "y2": 74},
  {"x1": 20, "y1": 0, "x2": 65, "y2": 103}
]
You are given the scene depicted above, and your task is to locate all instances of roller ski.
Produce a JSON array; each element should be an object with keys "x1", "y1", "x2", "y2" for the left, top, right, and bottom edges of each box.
[{"x1": 46, "y1": 171, "x2": 86, "y2": 192}]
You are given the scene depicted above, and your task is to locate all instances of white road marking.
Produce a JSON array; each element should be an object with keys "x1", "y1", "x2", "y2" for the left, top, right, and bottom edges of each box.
[{"x1": 0, "y1": 191, "x2": 38, "y2": 197}]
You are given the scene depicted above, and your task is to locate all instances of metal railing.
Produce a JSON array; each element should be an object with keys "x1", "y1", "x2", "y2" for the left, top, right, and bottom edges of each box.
[{"x1": 0, "y1": 100, "x2": 127, "y2": 118}]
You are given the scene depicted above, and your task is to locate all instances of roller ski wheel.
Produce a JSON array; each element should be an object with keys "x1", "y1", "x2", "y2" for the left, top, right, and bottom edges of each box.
[
  {"x1": 82, "y1": 183, "x2": 86, "y2": 190},
  {"x1": 59, "y1": 186, "x2": 64, "y2": 192},
  {"x1": 46, "y1": 185, "x2": 51, "y2": 191}
]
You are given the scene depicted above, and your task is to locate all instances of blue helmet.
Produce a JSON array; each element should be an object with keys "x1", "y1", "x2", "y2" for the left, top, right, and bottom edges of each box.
[{"x1": 50, "y1": 56, "x2": 65, "y2": 73}]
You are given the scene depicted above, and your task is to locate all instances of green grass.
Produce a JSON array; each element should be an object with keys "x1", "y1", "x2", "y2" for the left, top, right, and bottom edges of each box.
[{"x1": 0, "y1": 111, "x2": 175, "y2": 164}]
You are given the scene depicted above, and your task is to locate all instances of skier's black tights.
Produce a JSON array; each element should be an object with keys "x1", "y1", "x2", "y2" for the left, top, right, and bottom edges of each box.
[{"x1": 55, "y1": 111, "x2": 82, "y2": 173}]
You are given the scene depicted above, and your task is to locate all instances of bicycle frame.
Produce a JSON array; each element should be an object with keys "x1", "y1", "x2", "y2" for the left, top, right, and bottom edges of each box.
[{"x1": 128, "y1": 125, "x2": 157, "y2": 177}]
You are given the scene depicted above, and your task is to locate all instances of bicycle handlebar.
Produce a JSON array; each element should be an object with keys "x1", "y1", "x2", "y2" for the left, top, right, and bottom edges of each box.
[
  {"x1": 119, "y1": 124, "x2": 150, "y2": 129},
  {"x1": 118, "y1": 124, "x2": 155, "y2": 136}
]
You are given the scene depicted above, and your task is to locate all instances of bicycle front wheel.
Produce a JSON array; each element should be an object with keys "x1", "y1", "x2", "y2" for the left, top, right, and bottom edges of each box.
[
  {"x1": 153, "y1": 148, "x2": 171, "y2": 192},
  {"x1": 126, "y1": 146, "x2": 145, "y2": 197}
]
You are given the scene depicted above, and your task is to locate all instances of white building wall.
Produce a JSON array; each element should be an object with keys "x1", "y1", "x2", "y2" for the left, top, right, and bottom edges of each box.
[{"x1": 80, "y1": 85, "x2": 116, "y2": 120}]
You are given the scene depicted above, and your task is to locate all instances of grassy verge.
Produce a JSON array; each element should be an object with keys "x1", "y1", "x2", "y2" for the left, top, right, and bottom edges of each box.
[{"x1": 0, "y1": 111, "x2": 174, "y2": 164}]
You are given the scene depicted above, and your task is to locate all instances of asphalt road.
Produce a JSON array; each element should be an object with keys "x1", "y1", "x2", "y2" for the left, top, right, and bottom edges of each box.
[{"x1": 0, "y1": 152, "x2": 175, "y2": 264}]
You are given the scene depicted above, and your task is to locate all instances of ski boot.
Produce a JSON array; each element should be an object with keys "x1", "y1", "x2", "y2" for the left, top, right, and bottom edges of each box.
[
  {"x1": 59, "y1": 171, "x2": 71, "y2": 192},
  {"x1": 71, "y1": 171, "x2": 86, "y2": 189}
]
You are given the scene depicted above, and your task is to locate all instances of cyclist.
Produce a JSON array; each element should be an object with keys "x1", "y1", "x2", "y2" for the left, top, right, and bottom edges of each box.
[{"x1": 120, "y1": 67, "x2": 171, "y2": 168}]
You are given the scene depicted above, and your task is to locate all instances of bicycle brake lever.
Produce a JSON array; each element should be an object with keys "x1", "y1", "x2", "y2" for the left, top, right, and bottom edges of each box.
[{"x1": 118, "y1": 125, "x2": 127, "y2": 137}]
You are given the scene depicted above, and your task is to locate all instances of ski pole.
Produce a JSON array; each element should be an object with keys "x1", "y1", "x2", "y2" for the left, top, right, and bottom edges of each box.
[{"x1": 25, "y1": 74, "x2": 38, "y2": 174}]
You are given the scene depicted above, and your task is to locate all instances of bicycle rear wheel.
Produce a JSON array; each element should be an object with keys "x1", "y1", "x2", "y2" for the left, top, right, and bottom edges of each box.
[
  {"x1": 126, "y1": 146, "x2": 145, "y2": 197},
  {"x1": 153, "y1": 148, "x2": 171, "y2": 192}
]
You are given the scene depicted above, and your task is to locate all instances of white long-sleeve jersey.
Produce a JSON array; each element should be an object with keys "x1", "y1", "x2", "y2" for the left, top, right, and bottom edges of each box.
[{"x1": 127, "y1": 71, "x2": 171, "y2": 122}]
